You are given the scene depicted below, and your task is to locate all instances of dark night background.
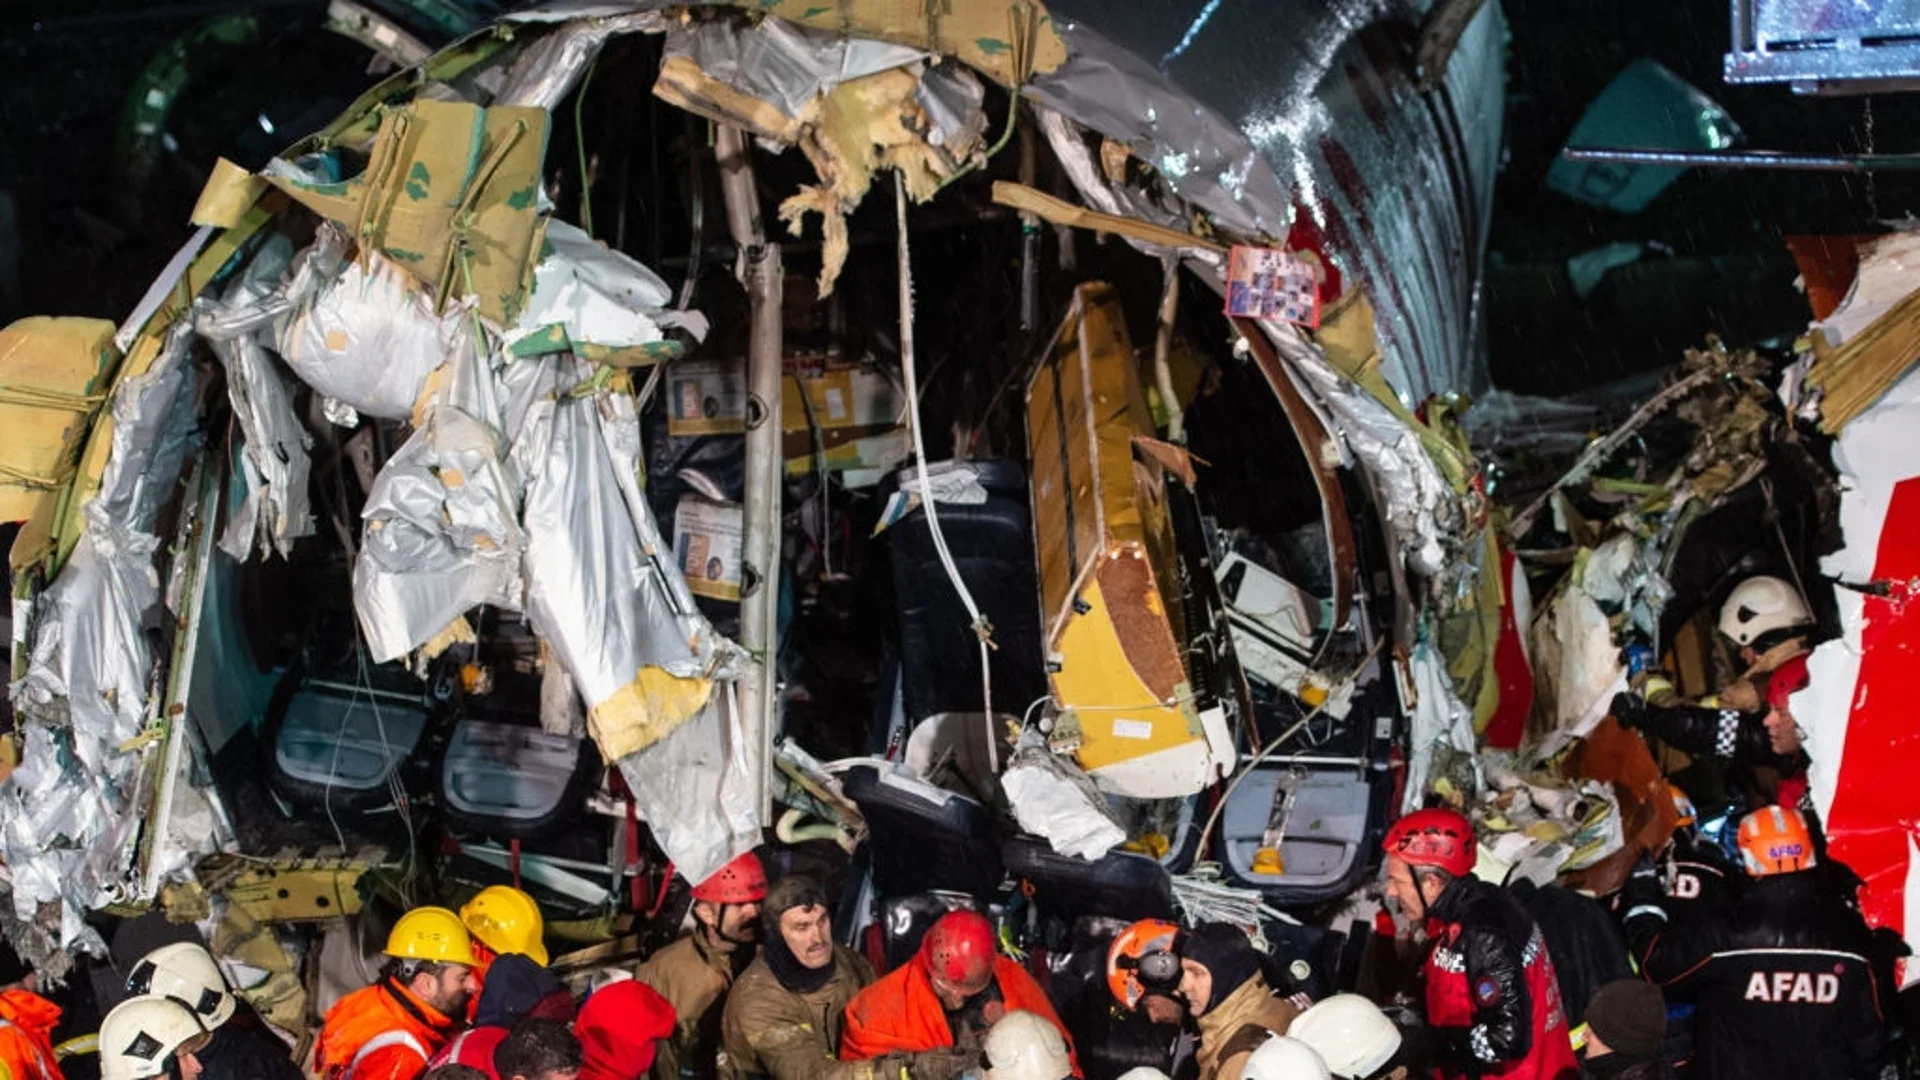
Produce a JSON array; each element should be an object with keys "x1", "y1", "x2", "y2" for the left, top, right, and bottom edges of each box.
[{"x1": 3, "y1": 0, "x2": 1919, "y2": 397}]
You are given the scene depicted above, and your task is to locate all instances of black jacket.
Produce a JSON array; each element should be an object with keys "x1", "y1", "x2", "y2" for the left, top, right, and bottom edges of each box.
[
  {"x1": 1423, "y1": 876, "x2": 1578, "y2": 1078},
  {"x1": 1625, "y1": 873, "x2": 1884, "y2": 1080},
  {"x1": 1609, "y1": 695, "x2": 1808, "y2": 810},
  {"x1": 1509, "y1": 880, "x2": 1631, "y2": 1030},
  {"x1": 198, "y1": 1017, "x2": 305, "y2": 1080}
]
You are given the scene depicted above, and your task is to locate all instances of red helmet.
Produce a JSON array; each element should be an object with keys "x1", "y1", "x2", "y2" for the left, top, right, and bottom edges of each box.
[
  {"x1": 1766, "y1": 654, "x2": 1811, "y2": 711},
  {"x1": 691, "y1": 851, "x2": 768, "y2": 904},
  {"x1": 922, "y1": 910, "x2": 996, "y2": 987},
  {"x1": 1382, "y1": 808, "x2": 1476, "y2": 878}
]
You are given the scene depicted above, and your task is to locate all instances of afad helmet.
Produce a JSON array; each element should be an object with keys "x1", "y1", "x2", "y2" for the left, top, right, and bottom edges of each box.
[
  {"x1": 691, "y1": 851, "x2": 769, "y2": 905},
  {"x1": 922, "y1": 910, "x2": 997, "y2": 990},
  {"x1": 1381, "y1": 807, "x2": 1476, "y2": 878},
  {"x1": 1737, "y1": 805, "x2": 1817, "y2": 877},
  {"x1": 1107, "y1": 919, "x2": 1182, "y2": 1010}
]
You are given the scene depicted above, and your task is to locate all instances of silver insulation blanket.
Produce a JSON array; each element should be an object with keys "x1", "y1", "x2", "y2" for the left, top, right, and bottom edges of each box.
[
  {"x1": 660, "y1": 14, "x2": 925, "y2": 125},
  {"x1": 4, "y1": 320, "x2": 202, "y2": 969},
  {"x1": 195, "y1": 233, "x2": 315, "y2": 560}
]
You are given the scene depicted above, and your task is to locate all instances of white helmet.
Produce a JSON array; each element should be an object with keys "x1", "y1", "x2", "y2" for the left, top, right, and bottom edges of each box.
[
  {"x1": 984, "y1": 1011, "x2": 1071, "y2": 1080},
  {"x1": 1240, "y1": 1035, "x2": 1330, "y2": 1080},
  {"x1": 1115, "y1": 1071, "x2": 1171, "y2": 1080},
  {"x1": 1287, "y1": 994, "x2": 1403, "y2": 1079},
  {"x1": 1719, "y1": 576, "x2": 1812, "y2": 649},
  {"x1": 100, "y1": 996, "x2": 208, "y2": 1080},
  {"x1": 127, "y1": 942, "x2": 235, "y2": 1029}
]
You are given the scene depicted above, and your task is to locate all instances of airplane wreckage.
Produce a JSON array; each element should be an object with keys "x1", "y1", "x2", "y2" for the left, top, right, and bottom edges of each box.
[{"x1": 3, "y1": 0, "x2": 1919, "y2": 1064}]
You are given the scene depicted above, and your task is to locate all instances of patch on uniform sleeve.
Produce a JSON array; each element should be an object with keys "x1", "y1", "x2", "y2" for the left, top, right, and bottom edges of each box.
[
  {"x1": 747, "y1": 1022, "x2": 815, "y2": 1051},
  {"x1": 1474, "y1": 978, "x2": 1499, "y2": 1004}
]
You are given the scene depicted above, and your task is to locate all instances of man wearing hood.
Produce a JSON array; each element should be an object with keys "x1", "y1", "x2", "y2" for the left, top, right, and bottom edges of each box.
[
  {"x1": 840, "y1": 910, "x2": 1076, "y2": 1075},
  {"x1": 719, "y1": 877, "x2": 895, "y2": 1080},
  {"x1": 0, "y1": 939, "x2": 60, "y2": 1080},
  {"x1": 1106, "y1": 920, "x2": 1298, "y2": 1080},
  {"x1": 574, "y1": 979, "x2": 676, "y2": 1080},
  {"x1": 637, "y1": 853, "x2": 767, "y2": 1080}
]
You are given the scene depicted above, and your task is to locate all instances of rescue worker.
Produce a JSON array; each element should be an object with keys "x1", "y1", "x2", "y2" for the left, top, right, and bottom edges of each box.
[
  {"x1": 1576, "y1": 981, "x2": 1668, "y2": 1080},
  {"x1": 841, "y1": 910, "x2": 1077, "y2": 1073},
  {"x1": 460, "y1": 886, "x2": 548, "y2": 1020},
  {"x1": 981, "y1": 1012, "x2": 1072, "y2": 1080},
  {"x1": 719, "y1": 876, "x2": 889, "y2": 1080},
  {"x1": 1285, "y1": 994, "x2": 1405, "y2": 1080},
  {"x1": 491, "y1": 1020, "x2": 580, "y2": 1080},
  {"x1": 1624, "y1": 805, "x2": 1884, "y2": 1080},
  {"x1": 0, "y1": 940, "x2": 61, "y2": 1080},
  {"x1": 100, "y1": 997, "x2": 209, "y2": 1080},
  {"x1": 126, "y1": 941, "x2": 303, "y2": 1080},
  {"x1": 1107, "y1": 920, "x2": 1300, "y2": 1080},
  {"x1": 427, "y1": 955, "x2": 578, "y2": 1080},
  {"x1": 1611, "y1": 577, "x2": 1815, "y2": 811},
  {"x1": 635, "y1": 852, "x2": 767, "y2": 1080},
  {"x1": 574, "y1": 978, "x2": 676, "y2": 1080},
  {"x1": 1236, "y1": 1036, "x2": 1329, "y2": 1080},
  {"x1": 315, "y1": 907, "x2": 482, "y2": 1080},
  {"x1": 1612, "y1": 788, "x2": 1729, "y2": 1078},
  {"x1": 1380, "y1": 808, "x2": 1577, "y2": 1080}
]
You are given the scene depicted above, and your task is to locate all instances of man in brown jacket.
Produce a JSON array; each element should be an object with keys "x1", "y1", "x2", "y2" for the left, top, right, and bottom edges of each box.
[
  {"x1": 720, "y1": 877, "x2": 913, "y2": 1080},
  {"x1": 638, "y1": 853, "x2": 768, "y2": 1080},
  {"x1": 1109, "y1": 922, "x2": 1299, "y2": 1080}
]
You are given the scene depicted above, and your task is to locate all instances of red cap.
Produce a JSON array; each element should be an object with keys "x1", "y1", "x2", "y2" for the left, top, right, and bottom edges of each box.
[
  {"x1": 1382, "y1": 807, "x2": 1476, "y2": 878},
  {"x1": 577, "y1": 979, "x2": 677, "y2": 1080},
  {"x1": 1766, "y1": 654, "x2": 1811, "y2": 711},
  {"x1": 691, "y1": 851, "x2": 768, "y2": 904},
  {"x1": 921, "y1": 910, "x2": 996, "y2": 987}
]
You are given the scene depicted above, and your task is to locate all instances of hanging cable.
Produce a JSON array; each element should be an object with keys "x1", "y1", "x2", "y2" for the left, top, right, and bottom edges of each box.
[{"x1": 895, "y1": 171, "x2": 998, "y2": 772}]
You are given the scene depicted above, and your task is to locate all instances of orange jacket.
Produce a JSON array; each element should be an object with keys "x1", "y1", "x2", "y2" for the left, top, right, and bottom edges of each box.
[
  {"x1": 839, "y1": 955, "x2": 1080, "y2": 1075},
  {"x1": 0, "y1": 989, "x2": 61, "y2": 1080},
  {"x1": 315, "y1": 979, "x2": 458, "y2": 1080}
]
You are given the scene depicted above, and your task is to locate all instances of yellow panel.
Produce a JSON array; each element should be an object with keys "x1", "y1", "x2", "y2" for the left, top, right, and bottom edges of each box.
[
  {"x1": 1053, "y1": 576, "x2": 1201, "y2": 775},
  {"x1": 756, "y1": 0, "x2": 1065, "y2": 89},
  {"x1": 0, "y1": 317, "x2": 121, "y2": 524}
]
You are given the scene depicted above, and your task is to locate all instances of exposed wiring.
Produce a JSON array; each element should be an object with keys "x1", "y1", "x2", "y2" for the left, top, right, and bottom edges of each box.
[
  {"x1": 1196, "y1": 636, "x2": 1386, "y2": 861},
  {"x1": 931, "y1": 3, "x2": 1036, "y2": 196},
  {"x1": 896, "y1": 172, "x2": 997, "y2": 772},
  {"x1": 575, "y1": 53, "x2": 600, "y2": 238}
]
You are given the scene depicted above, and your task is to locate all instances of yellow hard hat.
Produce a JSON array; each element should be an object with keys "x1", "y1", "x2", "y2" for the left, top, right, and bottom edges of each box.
[
  {"x1": 460, "y1": 886, "x2": 548, "y2": 966},
  {"x1": 384, "y1": 906, "x2": 479, "y2": 968}
]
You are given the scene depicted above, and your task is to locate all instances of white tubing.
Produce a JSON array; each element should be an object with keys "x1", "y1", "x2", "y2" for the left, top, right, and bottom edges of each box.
[{"x1": 894, "y1": 173, "x2": 998, "y2": 773}]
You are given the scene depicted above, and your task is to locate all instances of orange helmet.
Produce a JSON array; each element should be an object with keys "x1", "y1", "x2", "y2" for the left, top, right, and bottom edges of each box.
[
  {"x1": 1737, "y1": 805, "x2": 1817, "y2": 877},
  {"x1": 1107, "y1": 919, "x2": 1182, "y2": 1010},
  {"x1": 692, "y1": 851, "x2": 768, "y2": 905},
  {"x1": 1382, "y1": 808, "x2": 1476, "y2": 878},
  {"x1": 1668, "y1": 783, "x2": 1696, "y2": 829}
]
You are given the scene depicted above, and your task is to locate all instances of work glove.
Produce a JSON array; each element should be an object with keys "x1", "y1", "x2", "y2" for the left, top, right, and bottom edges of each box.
[
  {"x1": 1610, "y1": 691, "x2": 1651, "y2": 731},
  {"x1": 1620, "y1": 854, "x2": 1668, "y2": 927},
  {"x1": 907, "y1": 1047, "x2": 984, "y2": 1080}
]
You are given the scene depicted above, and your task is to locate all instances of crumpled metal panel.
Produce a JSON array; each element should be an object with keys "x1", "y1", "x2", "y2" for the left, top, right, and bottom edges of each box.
[
  {"x1": 1038, "y1": 0, "x2": 1505, "y2": 398},
  {"x1": 517, "y1": 358, "x2": 742, "y2": 698},
  {"x1": 661, "y1": 13, "x2": 926, "y2": 124},
  {"x1": 4, "y1": 320, "x2": 202, "y2": 969},
  {"x1": 277, "y1": 223, "x2": 459, "y2": 421},
  {"x1": 616, "y1": 680, "x2": 759, "y2": 885},
  {"x1": 194, "y1": 234, "x2": 315, "y2": 560},
  {"x1": 1260, "y1": 317, "x2": 1459, "y2": 581},
  {"x1": 354, "y1": 317, "x2": 524, "y2": 661},
  {"x1": 494, "y1": 12, "x2": 665, "y2": 110}
]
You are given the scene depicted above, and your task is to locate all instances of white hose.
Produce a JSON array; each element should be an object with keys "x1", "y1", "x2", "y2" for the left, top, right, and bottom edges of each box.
[{"x1": 895, "y1": 172, "x2": 998, "y2": 773}]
